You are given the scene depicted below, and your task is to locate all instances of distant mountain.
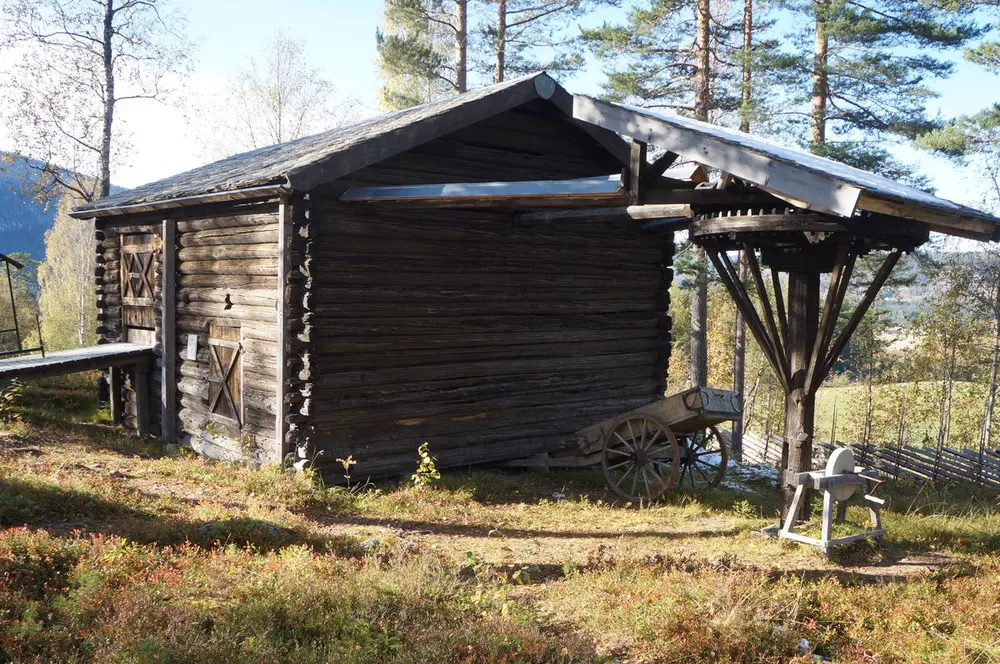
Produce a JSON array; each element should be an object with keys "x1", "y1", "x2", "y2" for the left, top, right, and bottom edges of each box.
[{"x1": 0, "y1": 155, "x2": 59, "y2": 261}]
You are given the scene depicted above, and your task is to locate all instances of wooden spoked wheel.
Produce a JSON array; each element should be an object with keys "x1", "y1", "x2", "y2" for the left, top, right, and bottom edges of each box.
[
  {"x1": 675, "y1": 426, "x2": 728, "y2": 490},
  {"x1": 601, "y1": 415, "x2": 680, "y2": 503}
]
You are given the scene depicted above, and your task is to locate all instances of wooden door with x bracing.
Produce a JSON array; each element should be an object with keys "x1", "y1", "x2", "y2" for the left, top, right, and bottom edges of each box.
[
  {"x1": 120, "y1": 233, "x2": 160, "y2": 345},
  {"x1": 207, "y1": 322, "x2": 242, "y2": 426}
]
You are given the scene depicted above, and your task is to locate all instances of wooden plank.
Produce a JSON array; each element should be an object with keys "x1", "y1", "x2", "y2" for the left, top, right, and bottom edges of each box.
[
  {"x1": 134, "y1": 358, "x2": 150, "y2": 436},
  {"x1": 110, "y1": 366, "x2": 123, "y2": 425},
  {"x1": 515, "y1": 204, "x2": 691, "y2": 224},
  {"x1": 339, "y1": 174, "x2": 625, "y2": 205},
  {"x1": 858, "y1": 192, "x2": 996, "y2": 242},
  {"x1": 572, "y1": 95, "x2": 863, "y2": 218},
  {"x1": 275, "y1": 195, "x2": 291, "y2": 464},
  {"x1": 161, "y1": 220, "x2": 177, "y2": 443},
  {"x1": 0, "y1": 343, "x2": 154, "y2": 381}
]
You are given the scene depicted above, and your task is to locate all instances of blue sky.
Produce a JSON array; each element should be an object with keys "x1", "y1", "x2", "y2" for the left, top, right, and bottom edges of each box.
[{"x1": 4, "y1": 0, "x2": 996, "y2": 212}]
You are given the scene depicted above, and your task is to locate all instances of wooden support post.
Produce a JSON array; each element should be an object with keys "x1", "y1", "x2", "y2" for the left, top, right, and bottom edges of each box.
[
  {"x1": 275, "y1": 194, "x2": 292, "y2": 464},
  {"x1": 160, "y1": 219, "x2": 177, "y2": 443},
  {"x1": 109, "y1": 366, "x2": 122, "y2": 425},
  {"x1": 627, "y1": 140, "x2": 647, "y2": 206},
  {"x1": 783, "y1": 270, "x2": 819, "y2": 522},
  {"x1": 134, "y1": 358, "x2": 149, "y2": 436}
]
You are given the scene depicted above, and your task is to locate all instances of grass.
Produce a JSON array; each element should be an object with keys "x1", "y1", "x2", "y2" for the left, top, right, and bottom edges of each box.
[{"x1": 3, "y1": 379, "x2": 1000, "y2": 662}]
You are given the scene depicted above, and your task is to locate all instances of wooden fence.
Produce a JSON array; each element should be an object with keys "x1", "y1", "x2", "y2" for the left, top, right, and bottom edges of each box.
[{"x1": 730, "y1": 430, "x2": 1000, "y2": 489}]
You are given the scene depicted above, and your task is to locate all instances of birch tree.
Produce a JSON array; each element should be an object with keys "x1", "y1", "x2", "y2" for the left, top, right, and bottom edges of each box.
[
  {"x1": 37, "y1": 195, "x2": 96, "y2": 351},
  {"x1": 194, "y1": 33, "x2": 359, "y2": 158},
  {"x1": 1, "y1": 0, "x2": 192, "y2": 202}
]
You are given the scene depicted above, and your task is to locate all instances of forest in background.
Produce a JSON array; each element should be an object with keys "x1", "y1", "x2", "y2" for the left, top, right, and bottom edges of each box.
[{"x1": 3, "y1": 0, "x2": 1000, "y2": 451}]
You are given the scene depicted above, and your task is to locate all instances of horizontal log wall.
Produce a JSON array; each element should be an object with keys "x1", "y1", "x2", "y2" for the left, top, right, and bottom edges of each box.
[
  {"x1": 95, "y1": 219, "x2": 163, "y2": 434},
  {"x1": 304, "y1": 200, "x2": 673, "y2": 478},
  {"x1": 173, "y1": 207, "x2": 280, "y2": 462}
]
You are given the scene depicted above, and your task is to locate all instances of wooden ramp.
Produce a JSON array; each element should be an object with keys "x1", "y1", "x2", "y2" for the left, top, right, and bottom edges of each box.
[{"x1": 0, "y1": 342, "x2": 156, "y2": 434}]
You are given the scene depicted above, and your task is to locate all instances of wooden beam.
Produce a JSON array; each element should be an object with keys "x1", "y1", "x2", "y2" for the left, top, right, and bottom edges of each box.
[
  {"x1": 134, "y1": 357, "x2": 150, "y2": 436},
  {"x1": 339, "y1": 175, "x2": 625, "y2": 205},
  {"x1": 515, "y1": 204, "x2": 691, "y2": 224},
  {"x1": 805, "y1": 245, "x2": 855, "y2": 394},
  {"x1": 645, "y1": 151, "x2": 679, "y2": 182},
  {"x1": 160, "y1": 219, "x2": 177, "y2": 443},
  {"x1": 709, "y1": 250, "x2": 789, "y2": 393},
  {"x1": 858, "y1": 193, "x2": 997, "y2": 242},
  {"x1": 627, "y1": 141, "x2": 647, "y2": 206},
  {"x1": 572, "y1": 95, "x2": 863, "y2": 218},
  {"x1": 109, "y1": 366, "x2": 123, "y2": 425},
  {"x1": 822, "y1": 248, "x2": 902, "y2": 377},
  {"x1": 743, "y1": 243, "x2": 790, "y2": 381},
  {"x1": 770, "y1": 266, "x2": 788, "y2": 344},
  {"x1": 275, "y1": 194, "x2": 292, "y2": 465},
  {"x1": 71, "y1": 185, "x2": 286, "y2": 219},
  {"x1": 643, "y1": 184, "x2": 785, "y2": 207}
]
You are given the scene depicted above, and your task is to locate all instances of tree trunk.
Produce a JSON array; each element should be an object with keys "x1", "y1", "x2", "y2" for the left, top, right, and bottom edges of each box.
[
  {"x1": 694, "y1": 0, "x2": 711, "y2": 121},
  {"x1": 455, "y1": 0, "x2": 468, "y2": 92},
  {"x1": 99, "y1": 0, "x2": 115, "y2": 200},
  {"x1": 810, "y1": 0, "x2": 828, "y2": 150},
  {"x1": 980, "y1": 290, "x2": 1000, "y2": 466},
  {"x1": 495, "y1": 0, "x2": 507, "y2": 84},
  {"x1": 740, "y1": 0, "x2": 753, "y2": 133},
  {"x1": 732, "y1": 253, "x2": 747, "y2": 461},
  {"x1": 782, "y1": 271, "x2": 819, "y2": 522},
  {"x1": 688, "y1": 0, "x2": 711, "y2": 391}
]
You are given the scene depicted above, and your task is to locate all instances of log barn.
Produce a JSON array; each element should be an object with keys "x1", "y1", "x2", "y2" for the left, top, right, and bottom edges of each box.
[{"x1": 70, "y1": 72, "x2": 1000, "y2": 479}]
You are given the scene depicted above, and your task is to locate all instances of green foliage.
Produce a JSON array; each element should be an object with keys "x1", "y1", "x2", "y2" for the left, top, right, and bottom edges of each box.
[
  {"x1": 37, "y1": 195, "x2": 97, "y2": 352},
  {"x1": 581, "y1": 0, "x2": 791, "y2": 125},
  {"x1": 411, "y1": 442, "x2": 441, "y2": 487},
  {"x1": 0, "y1": 379, "x2": 25, "y2": 423}
]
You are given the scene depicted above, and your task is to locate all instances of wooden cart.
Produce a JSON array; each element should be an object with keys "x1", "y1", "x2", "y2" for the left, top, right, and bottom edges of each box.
[{"x1": 574, "y1": 387, "x2": 742, "y2": 502}]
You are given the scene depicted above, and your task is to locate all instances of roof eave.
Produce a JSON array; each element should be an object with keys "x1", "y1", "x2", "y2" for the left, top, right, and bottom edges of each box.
[{"x1": 69, "y1": 183, "x2": 289, "y2": 219}]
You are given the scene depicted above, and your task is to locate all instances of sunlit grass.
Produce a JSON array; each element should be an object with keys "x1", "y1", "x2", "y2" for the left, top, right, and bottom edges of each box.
[{"x1": 4, "y1": 378, "x2": 1000, "y2": 661}]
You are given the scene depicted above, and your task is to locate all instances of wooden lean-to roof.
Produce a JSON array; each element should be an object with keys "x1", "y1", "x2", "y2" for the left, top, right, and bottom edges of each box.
[{"x1": 72, "y1": 72, "x2": 1000, "y2": 242}]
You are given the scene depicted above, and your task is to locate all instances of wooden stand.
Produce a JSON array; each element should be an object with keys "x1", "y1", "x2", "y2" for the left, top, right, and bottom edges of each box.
[{"x1": 779, "y1": 464, "x2": 886, "y2": 554}]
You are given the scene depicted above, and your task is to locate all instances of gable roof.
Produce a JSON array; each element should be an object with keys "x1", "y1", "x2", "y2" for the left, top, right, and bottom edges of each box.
[
  {"x1": 572, "y1": 96, "x2": 1000, "y2": 240},
  {"x1": 72, "y1": 72, "x2": 570, "y2": 217},
  {"x1": 72, "y1": 72, "x2": 1000, "y2": 242}
]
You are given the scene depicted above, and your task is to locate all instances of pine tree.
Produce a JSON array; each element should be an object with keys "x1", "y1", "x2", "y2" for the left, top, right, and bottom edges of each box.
[
  {"x1": 478, "y1": 0, "x2": 606, "y2": 83},
  {"x1": 583, "y1": 0, "x2": 788, "y2": 389},
  {"x1": 786, "y1": 0, "x2": 983, "y2": 176},
  {"x1": 376, "y1": 0, "x2": 469, "y2": 110}
]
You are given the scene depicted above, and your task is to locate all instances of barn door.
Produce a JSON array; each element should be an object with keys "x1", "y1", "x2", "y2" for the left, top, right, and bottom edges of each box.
[
  {"x1": 207, "y1": 322, "x2": 242, "y2": 426},
  {"x1": 120, "y1": 233, "x2": 160, "y2": 345}
]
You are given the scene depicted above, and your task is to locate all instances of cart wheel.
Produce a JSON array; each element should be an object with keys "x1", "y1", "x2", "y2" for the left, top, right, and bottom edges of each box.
[
  {"x1": 601, "y1": 414, "x2": 679, "y2": 503},
  {"x1": 675, "y1": 426, "x2": 728, "y2": 490}
]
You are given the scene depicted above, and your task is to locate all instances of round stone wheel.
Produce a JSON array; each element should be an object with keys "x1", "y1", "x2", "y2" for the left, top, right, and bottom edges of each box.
[
  {"x1": 601, "y1": 414, "x2": 680, "y2": 503},
  {"x1": 674, "y1": 426, "x2": 729, "y2": 491},
  {"x1": 826, "y1": 448, "x2": 858, "y2": 501}
]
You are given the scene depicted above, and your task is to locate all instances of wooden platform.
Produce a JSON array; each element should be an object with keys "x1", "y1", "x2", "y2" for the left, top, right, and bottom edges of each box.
[
  {"x1": 0, "y1": 343, "x2": 154, "y2": 381},
  {"x1": 0, "y1": 343, "x2": 155, "y2": 435}
]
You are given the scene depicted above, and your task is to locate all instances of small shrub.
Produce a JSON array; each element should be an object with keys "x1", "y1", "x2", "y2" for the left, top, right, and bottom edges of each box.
[
  {"x1": 0, "y1": 378, "x2": 24, "y2": 422},
  {"x1": 411, "y1": 442, "x2": 440, "y2": 488}
]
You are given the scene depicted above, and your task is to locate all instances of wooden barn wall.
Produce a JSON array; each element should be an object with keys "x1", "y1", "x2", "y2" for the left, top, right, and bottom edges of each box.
[
  {"x1": 289, "y1": 107, "x2": 674, "y2": 477},
  {"x1": 295, "y1": 200, "x2": 673, "y2": 478},
  {"x1": 95, "y1": 218, "x2": 164, "y2": 434},
  {"x1": 172, "y1": 207, "x2": 280, "y2": 462}
]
